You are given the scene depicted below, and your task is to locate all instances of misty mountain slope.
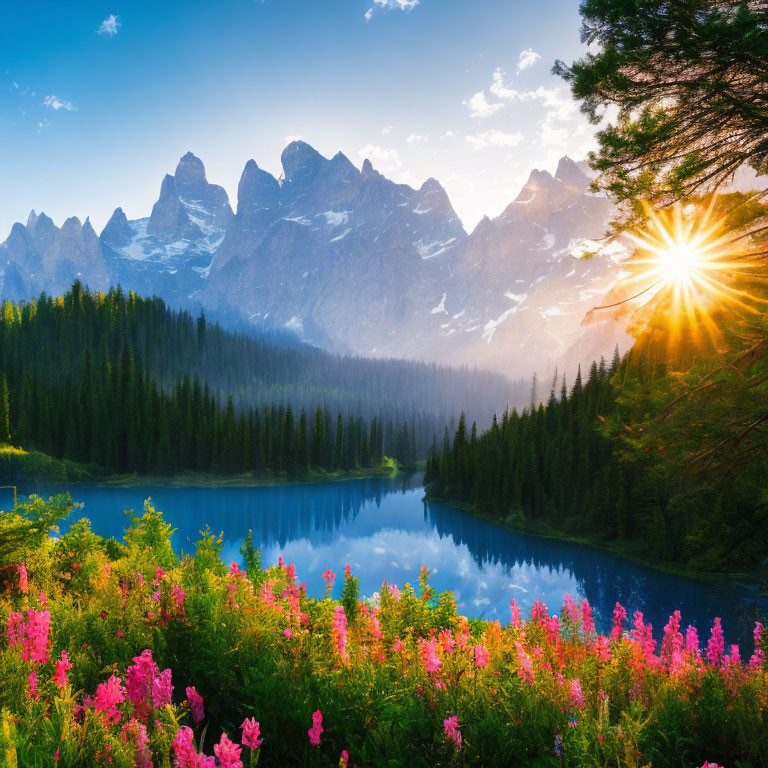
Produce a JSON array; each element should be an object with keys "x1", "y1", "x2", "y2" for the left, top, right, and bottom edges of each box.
[
  {"x1": 0, "y1": 143, "x2": 634, "y2": 378},
  {"x1": 201, "y1": 141, "x2": 467, "y2": 353},
  {"x1": 0, "y1": 211, "x2": 109, "y2": 300}
]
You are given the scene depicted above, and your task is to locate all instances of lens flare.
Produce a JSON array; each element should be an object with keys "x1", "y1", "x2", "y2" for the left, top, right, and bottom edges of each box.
[{"x1": 596, "y1": 200, "x2": 768, "y2": 351}]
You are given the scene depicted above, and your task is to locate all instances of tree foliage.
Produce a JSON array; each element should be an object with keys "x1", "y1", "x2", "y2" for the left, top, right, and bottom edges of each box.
[{"x1": 555, "y1": 0, "x2": 768, "y2": 225}]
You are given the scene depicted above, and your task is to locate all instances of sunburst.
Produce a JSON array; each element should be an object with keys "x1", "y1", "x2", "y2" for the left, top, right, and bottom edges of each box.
[{"x1": 597, "y1": 200, "x2": 768, "y2": 351}]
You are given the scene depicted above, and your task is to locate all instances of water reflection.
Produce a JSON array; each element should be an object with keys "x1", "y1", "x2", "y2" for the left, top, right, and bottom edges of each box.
[{"x1": 52, "y1": 477, "x2": 752, "y2": 646}]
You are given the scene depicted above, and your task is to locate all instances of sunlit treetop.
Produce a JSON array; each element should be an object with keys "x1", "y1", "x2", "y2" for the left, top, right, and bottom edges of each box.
[{"x1": 555, "y1": 0, "x2": 768, "y2": 229}]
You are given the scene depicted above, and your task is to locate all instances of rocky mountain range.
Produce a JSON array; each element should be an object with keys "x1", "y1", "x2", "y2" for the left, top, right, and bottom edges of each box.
[{"x1": 0, "y1": 142, "x2": 633, "y2": 378}]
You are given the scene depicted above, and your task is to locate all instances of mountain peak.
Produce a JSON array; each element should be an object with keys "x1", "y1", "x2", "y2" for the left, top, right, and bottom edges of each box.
[
  {"x1": 555, "y1": 156, "x2": 590, "y2": 191},
  {"x1": 237, "y1": 159, "x2": 280, "y2": 213},
  {"x1": 101, "y1": 207, "x2": 133, "y2": 247},
  {"x1": 281, "y1": 141, "x2": 325, "y2": 182},
  {"x1": 27, "y1": 210, "x2": 38, "y2": 229},
  {"x1": 174, "y1": 152, "x2": 208, "y2": 189},
  {"x1": 361, "y1": 158, "x2": 375, "y2": 177}
]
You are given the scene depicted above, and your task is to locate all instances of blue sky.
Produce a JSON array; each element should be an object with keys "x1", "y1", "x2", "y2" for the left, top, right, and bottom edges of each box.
[{"x1": 0, "y1": 0, "x2": 596, "y2": 236}]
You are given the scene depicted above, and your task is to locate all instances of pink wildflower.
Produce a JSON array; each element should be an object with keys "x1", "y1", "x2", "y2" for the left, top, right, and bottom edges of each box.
[
  {"x1": 370, "y1": 609, "x2": 383, "y2": 640},
  {"x1": 18, "y1": 562, "x2": 28, "y2": 593},
  {"x1": 186, "y1": 686, "x2": 205, "y2": 724},
  {"x1": 510, "y1": 599, "x2": 522, "y2": 627},
  {"x1": 172, "y1": 584, "x2": 185, "y2": 609},
  {"x1": 531, "y1": 600, "x2": 549, "y2": 624},
  {"x1": 392, "y1": 637, "x2": 404, "y2": 654},
  {"x1": 544, "y1": 615, "x2": 560, "y2": 643},
  {"x1": 438, "y1": 629, "x2": 455, "y2": 655},
  {"x1": 344, "y1": 563, "x2": 351, "y2": 577},
  {"x1": 750, "y1": 621, "x2": 764, "y2": 670},
  {"x1": 260, "y1": 578, "x2": 277, "y2": 606},
  {"x1": 7, "y1": 609, "x2": 50, "y2": 664},
  {"x1": 28, "y1": 671, "x2": 38, "y2": 700},
  {"x1": 387, "y1": 583, "x2": 401, "y2": 601},
  {"x1": 124, "y1": 720, "x2": 152, "y2": 768},
  {"x1": 321, "y1": 569, "x2": 336, "y2": 597},
  {"x1": 569, "y1": 678, "x2": 584, "y2": 709},
  {"x1": 152, "y1": 668, "x2": 173, "y2": 708},
  {"x1": 52, "y1": 650, "x2": 72, "y2": 688},
  {"x1": 706, "y1": 618, "x2": 725, "y2": 668},
  {"x1": 474, "y1": 644, "x2": 490, "y2": 668},
  {"x1": 229, "y1": 561, "x2": 241, "y2": 577},
  {"x1": 213, "y1": 733, "x2": 242, "y2": 768},
  {"x1": 38, "y1": 592, "x2": 47, "y2": 608},
  {"x1": 515, "y1": 641, "x2": 534, "y2": 685},
  {"x1": 126, "y1": 649, "x2": 159, "y2": 706},
  {"x1": 632, "y1": 612, "x2": 657, "y2": 662},
  {"x1": 172, "y1": 726, "x2": 207, "y2": 768},
  {"x1": 340, "y1": 750, "x2": 349, "y2": 768},
  {"x1": 241, "y1": 717, "x2": 263, "y2": 750},
  {"x1": 94, "y1": 675, "x2": 126, "y2": 726},
  {"x1": 563, "y1": 593, "x2": 580, "y2": 625},
  {"x1": 153, "y1": 566, "x2": 165, "y2": 586},
  {"x1": 661, "y1": 611, "x2": 684, "y2": 664},
  {"x1": 685, "y1": 625, "x2": 700, "y2": 656},
  {"x1": 581, "y1": 599, "x2": 595, "y2": 636},
  {"x1": 332, "y1": 606, "x2": 350, "y2": 663},
  {"x1": 443, "y1": 715, "x2": 462, "y2": 751},
  {"x1": 419, "y1": 636, "x2": 441, "y2": 673},
  {"x1": 595, "y1": 634, "x2": 611, "y2": 662},
  {"x1": 283, "y1": 628, "x2": 293, "y2": 639},
  {"x1": 611, "y1": 602, "x2": 626, "y2": 641},
  {"x1": 308, "y1": 709, "x2": 323, "y2": 746}
]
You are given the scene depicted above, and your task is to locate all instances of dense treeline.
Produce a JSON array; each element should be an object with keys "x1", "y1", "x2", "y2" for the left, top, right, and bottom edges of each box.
[
  {"x1": 0, "y1": 283, "x2": 426, "y2": 475},
  {"x1": 76, "y1": 286, "x2": 521, "y2": 426},
  {"x1": 428, "y1": 335, "x2": 768, "y2": 572}
]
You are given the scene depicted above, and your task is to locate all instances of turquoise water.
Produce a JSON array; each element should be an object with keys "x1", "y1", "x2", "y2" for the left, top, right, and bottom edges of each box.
[{"x1": 39, "y1": 476, "x2": 754, "y2": 646}]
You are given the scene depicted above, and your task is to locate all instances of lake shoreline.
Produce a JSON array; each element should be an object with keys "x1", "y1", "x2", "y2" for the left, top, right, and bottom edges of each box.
[
  {"x1": 69, "y1": 464, "x2": 402, "y2": 489},
  {"x1": 424, "y1": 492, "x2": 764, "y2": 590}
]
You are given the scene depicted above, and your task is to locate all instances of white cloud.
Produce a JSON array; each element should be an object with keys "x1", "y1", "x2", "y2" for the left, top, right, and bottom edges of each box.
[
  {"x1": 43, "y1": 95, "x2": 76, "y2": 111},
  {"x1": 381, "y1": 126, "x2": 393, "y2": 135},
  {"x1": 283, "y1": 134, "x2": 304, "y2": 145},
  {"x1": 463, "y1": 90, "x2": 504, "y2": 120},
  {"x1": 465, "y1": 130, "x2": 524, "y2": 151},
  {"x1": 489, "y1": 69, "x2": 518, "y2": 100},
  {"x1": 357, "y1": 143, "x2": 402, "y2": 174},
  {"x1": 375, "y1": 0, "x2": 419, "y2": 9},
  {"x1": 365, "y1": 0, "x2": 419, "y2": 20},
  {"x1": 98, "y1": 14, "x2": 120, "y2": 37},
  {"x1": 517, "y1": 48, "x2": 541, "y2": 72},
  {"x1": 406, "y1": 134, "x2": 427, "y2": 144}
]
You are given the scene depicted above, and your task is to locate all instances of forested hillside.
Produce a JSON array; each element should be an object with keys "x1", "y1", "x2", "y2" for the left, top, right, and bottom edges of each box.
[
  {"x1": 0, "y1": 283, "x2": 511, "y2": 477},
  {"x1": 428, "y1": 313, "x2": 768, "y2": 574}
]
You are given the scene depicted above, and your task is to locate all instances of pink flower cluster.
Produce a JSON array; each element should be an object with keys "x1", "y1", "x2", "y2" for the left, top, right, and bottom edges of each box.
[
  {"x1": 332, "y1": 606, "x2": 349, "y2": 663},
  {"x1": 308, "y1": 709, "x2": 324, "y2": 746},
  {"x1": 7, "y1": 609, "x2": 50, "y2": 664},
  {"x1": 443, "y1": 714, "x2": 462, "y2": 751},
  {"x1": 125, "y1": 649, "x2": 173, "y2": 720},
  {"x1": 94, "y1": 675, "x2": 126, "y2": 726},
  {"x1": 322, "y1": 568, "x2": 336, "y2": 598},
  {"x1": 186, "y1": 686, "x2": 205, "y2": 724},
  {"x1": 52, "y1": 650, "x2": 72, "y2": 688},
  {"x1": 241, "y1": 717, "x2": 263, "y2": 750}
]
